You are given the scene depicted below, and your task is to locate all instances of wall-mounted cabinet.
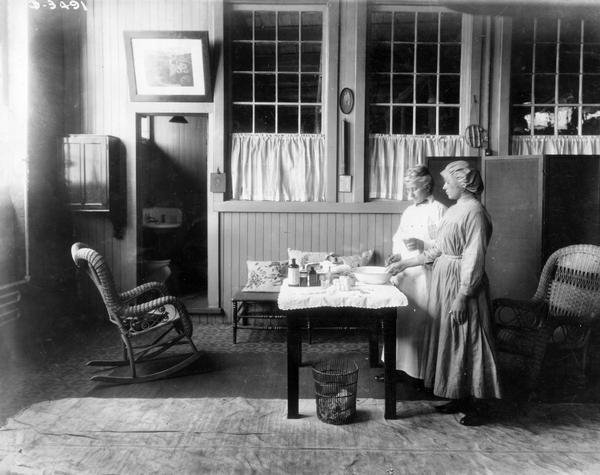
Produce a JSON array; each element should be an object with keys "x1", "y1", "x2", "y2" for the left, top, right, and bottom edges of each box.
[{"x1": 61, "y1": 134, "x2": 125, "y2": 238}]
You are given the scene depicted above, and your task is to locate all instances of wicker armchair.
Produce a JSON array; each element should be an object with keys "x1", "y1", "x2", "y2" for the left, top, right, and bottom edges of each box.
[
  {"x1": 494, "y1": 244, "x2": 600, "y2": 396},
  {"x1": 71, "y1": 242, "x2": 201, "y2": 383}
]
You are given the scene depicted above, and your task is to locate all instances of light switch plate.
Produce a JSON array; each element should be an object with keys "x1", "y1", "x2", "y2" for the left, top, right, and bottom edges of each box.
[
  {"x1": 210, "y1": 173, "x2": 226, "y2": 193},
  {"x1": 339, "y1": 175, "x2": 352, "y2": 193}
]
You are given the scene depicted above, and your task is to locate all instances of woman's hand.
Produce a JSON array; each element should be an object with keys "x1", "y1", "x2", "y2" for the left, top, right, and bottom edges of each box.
[
  {"x1": 386, "y1": 260, "x2": 408, "y2": 275},
  {"x1": 385, "y1": 253, "x2": 402, "y2": 266},
  {"x1": 449, "y1": 294, "x2": 468, "y2": 325},
  {"x1": 404, "y1": 238, "x2": 424, "y2": 252}
]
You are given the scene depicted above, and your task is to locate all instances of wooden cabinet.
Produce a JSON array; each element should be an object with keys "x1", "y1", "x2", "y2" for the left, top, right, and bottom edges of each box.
[
  {"x1": 483, "y1": 155, "x2": 600, "y2": 301},
  {"x1": 61, "y1": 134, "x2": 125, "y2": 238}
]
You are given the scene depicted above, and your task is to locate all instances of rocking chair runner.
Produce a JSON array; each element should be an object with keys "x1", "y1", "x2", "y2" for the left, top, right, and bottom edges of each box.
[{"x1": 71, "y1": 242, "x2": 201, "y2": 383}]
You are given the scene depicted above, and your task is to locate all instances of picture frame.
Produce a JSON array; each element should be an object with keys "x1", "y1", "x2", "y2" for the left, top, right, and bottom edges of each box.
[{"x1": 123, "y1": 31, "x2": 212, "y2": 102}]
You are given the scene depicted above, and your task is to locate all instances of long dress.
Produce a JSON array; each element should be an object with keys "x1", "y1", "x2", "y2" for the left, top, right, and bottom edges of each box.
[
  {"x1": 423, "y1": 195, "x2": 502, "y2": 400},
  {"x1": 389, "y1": 196, "x2": 446, "y2": 379}
]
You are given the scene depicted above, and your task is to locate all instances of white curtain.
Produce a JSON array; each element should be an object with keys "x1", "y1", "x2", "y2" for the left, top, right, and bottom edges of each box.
[
  {"x1": 231, "y1": 133, "x2": 325, "y2": 201},
  {"x1": 512, "y1": 136, "x2": 600, "y2": 155},
  {"x1": 368, "y1": 134, "x2": 473, "y2": 200}
]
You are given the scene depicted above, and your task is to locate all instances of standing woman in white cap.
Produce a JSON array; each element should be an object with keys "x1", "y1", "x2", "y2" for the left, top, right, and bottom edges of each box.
[
  {"x1": 376, "y1": 165, "x2": 446, "y2": 386},
  {"x1": 387, "y1": 160, "x2": 502, "y2": 426}
]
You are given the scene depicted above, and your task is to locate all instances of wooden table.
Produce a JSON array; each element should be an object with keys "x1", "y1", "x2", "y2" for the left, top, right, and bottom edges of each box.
[{"x1": 278, "y1": 282, "x2": 408, "y2": 420}]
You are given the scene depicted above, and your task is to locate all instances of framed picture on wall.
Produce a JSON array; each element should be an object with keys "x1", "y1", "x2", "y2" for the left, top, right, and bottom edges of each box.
[{"x1": 124, "y1": 31, "x2": 212, "y2": 102}]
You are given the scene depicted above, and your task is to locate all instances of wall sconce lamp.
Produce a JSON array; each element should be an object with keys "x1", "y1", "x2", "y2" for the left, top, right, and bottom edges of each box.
[{"x1": 169, "y1": 115, "x2": 188, "y2": 124}]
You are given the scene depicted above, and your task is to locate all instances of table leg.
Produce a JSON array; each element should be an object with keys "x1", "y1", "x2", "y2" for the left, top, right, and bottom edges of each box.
[
  {"x1": 382, "y1": 310, "x2": 397, "y2": 419},
  {"x1": 287, "y1": 312, "x2": 301, "y2": 419},
  {"x1": 368, "y1": 319, "x2": 380, "y2": 368}
]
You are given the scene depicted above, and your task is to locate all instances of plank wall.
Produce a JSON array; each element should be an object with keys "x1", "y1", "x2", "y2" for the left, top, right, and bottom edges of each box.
[
  {"x1": 68, "y1": 0, "x2": 218, "y2": 298},
  {"x1": 220, "y1": 211, "x2": 400, "y2": 320}
]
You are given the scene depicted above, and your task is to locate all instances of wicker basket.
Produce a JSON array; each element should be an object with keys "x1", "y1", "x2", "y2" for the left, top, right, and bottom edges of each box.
[{"x1": 312, "y1": 359, "x2": 359, "y2": 425}]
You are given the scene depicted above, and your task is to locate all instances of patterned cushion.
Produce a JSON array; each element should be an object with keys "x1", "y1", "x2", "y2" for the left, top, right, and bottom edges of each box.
[
  {"x1": 287, "y1": 248, "x2": 331, "y2": 269},
  {"x1": 242, "y1": 260, "x2": 289, "y2": 292}
]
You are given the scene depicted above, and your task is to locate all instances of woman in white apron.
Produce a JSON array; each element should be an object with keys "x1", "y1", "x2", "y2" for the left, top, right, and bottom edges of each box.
[{"x1": 378, "y1": 166, "x2": 446, "y2": 382}]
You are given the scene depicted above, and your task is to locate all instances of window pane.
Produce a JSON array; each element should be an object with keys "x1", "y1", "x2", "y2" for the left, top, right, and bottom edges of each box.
[
  {"x1": 582, "y1": 74, "x2": 600, "y2": 102},
  {"x1": 278, "y1": 106, "x2": 298, "y2": 133},
  {"x1": 416, "y1": 44, "x2": 437, "y2": 73},
  {"x1": 394, "y1": 12, "x2": 414, "y2": 42},
  {"x1": 392, "y1": 106, "x2": 413, "y2": 134},
  {"x1": 535, "y1": 44, "x2": 557, "y2": 73},
  {"x1": 439, "y1": 75, "x2": 459, "y2": 104},
  {"x1": 393, "y1": 43, "x2": 414, "y2": 72},
  {"x1": 513, "y1": 18, "x2": 534, "y2": 45},
  {"x1": 232, "y1": 73, "x2": 253, "y2": 102},
  {"x1": 255, "y1": 11, "x2": 276, "y2": 41},
  {"x1": 301, "y1": 12, "x2": 322, "y2": 41},
  {"x1": 584, "y1": 20, "x2": 600, "y2": 43},
  {"x1": 368, "y1": 42, "x2": 391, "y2": 72},
  {"x1": 415, "y1": 106, "x2": 436, "y2": 134},
  {"x1": 583, "y1": 45, "x2": 600, "y2": 73},
  {"x1": 512, "y1": 74, "x2": 532, "y2": 104},
  {"x1": 371, "y1": 11, "x2": 392, "y2": 42},
  {"x1": 301, "y1": 43, "x2": 321, "y2": 72},
  {"x1": 535, "y1": 18, "x2": 557, "y2": 43},
  {"x1": 439, "y1": 107, "x2": 459, "y2": 134},
  {"x1": 232, "y1": 105, "x2": 253, "y2": 132},
  {"x1": 232, "y1": 42, "x2": 252, "y2": 71},
  {"x1": 534, "y1": 74, "x2": 555, "y2": 103},
  {"x1": 557, "y1": 106, "x2": 578, "y2": 135},
  {"x1": 559, "y1": 44, "x2": 580, "y2": 73},
  {"x1": 278, "y1": 42, "x2": 299, "y2": 71},
  {"x1": 440, "y1": 44, "x2": 460, "y2": 73},
  {"x1": 231, "y1": 11, "x2": 253, "y2": 40},
  {"x1": 560, "y1": 18, "x2": 581, "y2": 44},
  {"x1": 533, "y1": 106, "x2": 555, "y2": 135},
  {"x1": 278, "y1": 74, "x2": 299, "y2": 102},
  {"x1": 417, "y1": 12, "x2": 438, "y2": 42},
  {"x1": 582, "y1": 106, "x2": 600, "y2": 134},
  {"x1": 255, "y1": 105, "x2": 275, "y2": 132},
  {"x1": 255, "y1": 74, "x2": 275, "y2": 102},
  {"x1": 301, "y1": 106, "x2": 321, "y2": 133},
  {"x1": 440, "y1": 13, "x2": 461, "y2": 42},
  {"x1": 415, "y1": 75, "x2": 436, "y2": 103},
  {"x1": 278, "y1": 11, "x2": 299, "y2": 41},
  {"x1": 512, "y1": 45, "x2": 533, "y2": 74},
  {"x1": 301, "y1": 74, "x2": 321, "y2": 102},
  {"x1": 511, "y1": 106, "x2": 532, "y2": 135},
  {"x1": 393, "y1": 75, "x2": 413, "y2": 103},
  {"x1": 255, "y1": 43, "x2": 275, "y2": 71},
  {"x1": 369, "y1": 74, "x2": 390, "y2": 103},
  {"x1": 558, "y1": 74, "x2": 579, "y2": 103},
  {"x1": 369, "y1": 106, "x2": 390, "y2": 133}
]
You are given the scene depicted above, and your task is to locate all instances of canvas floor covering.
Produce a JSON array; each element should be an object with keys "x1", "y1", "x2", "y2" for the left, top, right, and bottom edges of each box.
[{"x1": 1, "y1": 397, "x2": 600, "y2": 474}]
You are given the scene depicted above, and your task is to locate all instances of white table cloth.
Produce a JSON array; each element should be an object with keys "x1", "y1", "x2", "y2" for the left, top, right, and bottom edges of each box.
[{"x1": 277, "y1": 279, "x2": 408, "y2": 311}]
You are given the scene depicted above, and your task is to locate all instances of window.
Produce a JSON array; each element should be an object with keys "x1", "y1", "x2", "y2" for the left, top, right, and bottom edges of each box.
[
  {"x1": 511, "y1": 17, "x2": 600, "y2": 136},
  {"x1": 366, "y1": 7, "x2": 471, "y2": 200},
  {"x1": 231, "y1": 8, "x2": 323, "y2": 134},
  {"x1": 228, "y1": 4, "x2": 330, "y2": 202},
  {"x1": 367, "y1": 9, "x2": 462, "y2": 135}
]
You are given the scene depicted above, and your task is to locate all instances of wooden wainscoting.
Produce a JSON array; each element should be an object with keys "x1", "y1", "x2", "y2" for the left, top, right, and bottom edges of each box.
[{"x1": 219, "y1": 211, "x2": 400, "y2": 320}]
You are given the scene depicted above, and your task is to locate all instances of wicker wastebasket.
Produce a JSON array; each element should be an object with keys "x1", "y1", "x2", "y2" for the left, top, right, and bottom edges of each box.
[{"x1": 312, "y1": 359, "x2": 359, "y2": 424}]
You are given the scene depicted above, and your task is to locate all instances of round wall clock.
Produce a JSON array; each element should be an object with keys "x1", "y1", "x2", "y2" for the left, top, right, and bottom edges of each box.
[{"x1": 339, "y1": 88, "x2": 354, "y2": 114}]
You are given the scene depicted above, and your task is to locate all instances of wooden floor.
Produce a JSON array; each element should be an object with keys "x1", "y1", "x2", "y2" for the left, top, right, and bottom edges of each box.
[{"x1": 1, "y1": 289, "x2": 600, "y2": 427}]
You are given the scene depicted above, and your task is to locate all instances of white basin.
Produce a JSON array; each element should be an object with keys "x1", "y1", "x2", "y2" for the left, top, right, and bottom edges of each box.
[{"x1": 143, "y1": 222, "x2": 181, "y2": 230}]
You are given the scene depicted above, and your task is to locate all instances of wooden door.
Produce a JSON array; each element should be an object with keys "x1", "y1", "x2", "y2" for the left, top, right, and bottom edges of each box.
[{"x1": 483, "y1": 156, "x2": 544, "y2": 300}]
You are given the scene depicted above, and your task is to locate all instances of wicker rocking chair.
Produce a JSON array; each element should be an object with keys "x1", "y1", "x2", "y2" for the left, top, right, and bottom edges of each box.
[
  {"x1": 494, "y1": 244, "x2": 600, "y2": 396},
  {"x1": 71, "y1": 242, "x2": 201, "y2": 383}
]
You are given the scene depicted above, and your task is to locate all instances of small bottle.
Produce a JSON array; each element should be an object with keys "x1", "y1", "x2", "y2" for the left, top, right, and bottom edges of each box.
[
  {"x1": 288, "y1": 258, "x2": 300, "y2": 286},
  {"x1": 308, "y1": 266, "x2": 319, "y2": 287}
]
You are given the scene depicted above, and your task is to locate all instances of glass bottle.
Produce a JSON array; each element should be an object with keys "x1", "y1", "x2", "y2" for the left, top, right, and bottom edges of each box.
[{"x1": 288, "y1": 258, "x2": 300, "y2": 286}]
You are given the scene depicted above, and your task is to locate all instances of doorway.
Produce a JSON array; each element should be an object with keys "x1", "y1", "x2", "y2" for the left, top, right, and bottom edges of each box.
[{"x1": 136, "y1": 114, "x2": 208, "y2": 312}]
